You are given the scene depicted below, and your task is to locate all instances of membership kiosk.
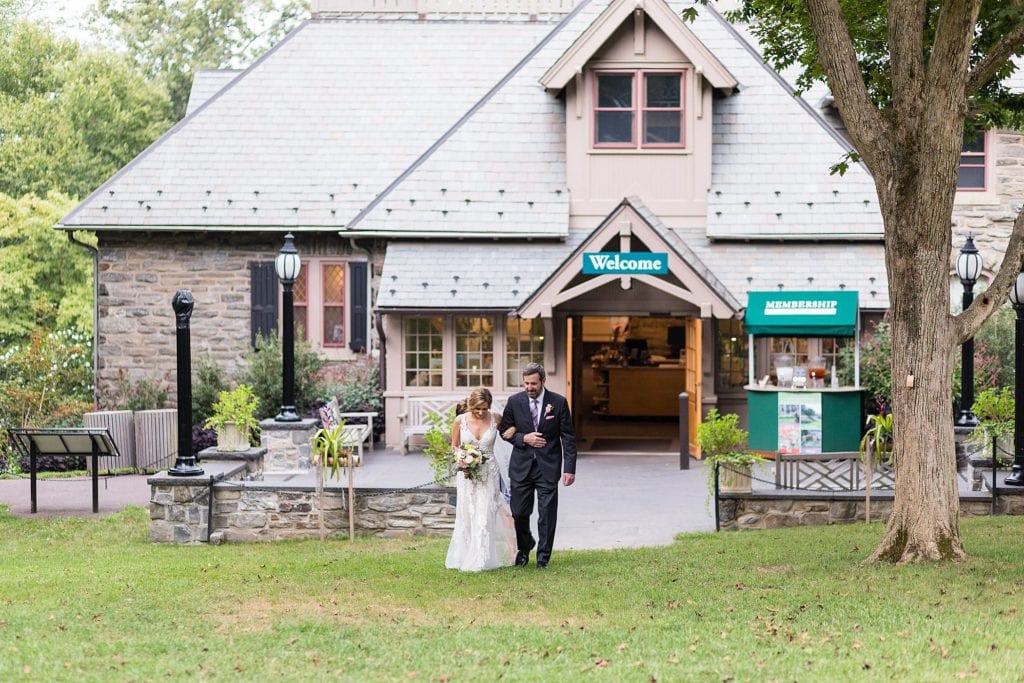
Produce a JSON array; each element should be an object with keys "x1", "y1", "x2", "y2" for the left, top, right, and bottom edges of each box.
[{"x1": 743, "y1": 291, "x2": 863, "y2": 454}]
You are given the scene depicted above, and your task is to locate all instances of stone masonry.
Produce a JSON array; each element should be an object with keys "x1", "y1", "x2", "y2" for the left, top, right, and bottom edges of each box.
[
  {"x1": 260, "y1": 418, "x2": 317, "y2": 472},
  {"x1": 95, "y1": 231, "x2": 385, "y2": 406}
]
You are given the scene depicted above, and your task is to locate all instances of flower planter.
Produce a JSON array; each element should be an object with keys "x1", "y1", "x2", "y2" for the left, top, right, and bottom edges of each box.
[
  {"x1": 718, "y1": 463, "x2": 753, "y2": 493},
  {"x1": 216, "y1": 422, "x2": 250, "y2": 452}
]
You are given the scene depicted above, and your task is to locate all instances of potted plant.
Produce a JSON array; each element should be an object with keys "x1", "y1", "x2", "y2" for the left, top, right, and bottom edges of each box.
[
  {"x1": 698, "y1": 409, "x2": 765, "y2": 495},
  {"x1": 311, "y1": 421, "x2": 359, "y2": 542},
  {"x1": 969, "y1": 387, "x2": 1015, "y2": 466},
  {"x1": 204, "y1": 384, "x2": 260, "y2": 452},
  {"x1": 859, "y1": 412, "x2": 895, "y2": 469}
]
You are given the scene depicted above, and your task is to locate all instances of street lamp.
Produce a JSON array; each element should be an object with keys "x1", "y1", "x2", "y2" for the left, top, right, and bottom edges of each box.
[
  {"x1": 955, "y1": 234, "x2": 983, "y2": 427},
  {"x1": 275, "y1": 233, "x2": 301, "y2": 422},
  {"x1": 1004, "y1": 270, "x2": 1024, "y2": 486}
]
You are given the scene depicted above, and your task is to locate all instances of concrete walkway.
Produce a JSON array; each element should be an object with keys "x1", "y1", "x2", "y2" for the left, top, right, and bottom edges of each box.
[{"x1": 0, "y1": 449, "x2": 716, "y2": 549}]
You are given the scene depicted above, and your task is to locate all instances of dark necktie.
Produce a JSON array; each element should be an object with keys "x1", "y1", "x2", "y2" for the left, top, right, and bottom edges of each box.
[{"x1": 531, "y1": 399, "x2": 539, "y2": 430}]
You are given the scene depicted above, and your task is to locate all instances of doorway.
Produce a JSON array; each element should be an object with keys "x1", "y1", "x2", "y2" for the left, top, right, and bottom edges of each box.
[{"x1": 570, "y1": 315, "x2": 699, "y2": 454}]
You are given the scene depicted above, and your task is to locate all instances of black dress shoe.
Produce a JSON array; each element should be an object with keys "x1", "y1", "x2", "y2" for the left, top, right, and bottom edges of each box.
[
  {"x1": 536, "y1": 561, "x2": 548, "y2": 570},
  {"x1": 515, "y1": 550, "x2": 530, "y2": 567}
]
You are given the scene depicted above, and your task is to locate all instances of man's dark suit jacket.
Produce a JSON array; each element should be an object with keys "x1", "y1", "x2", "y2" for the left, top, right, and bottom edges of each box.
[{"x1": 499, "y1": 390, "x2": 577, "y2": 483}]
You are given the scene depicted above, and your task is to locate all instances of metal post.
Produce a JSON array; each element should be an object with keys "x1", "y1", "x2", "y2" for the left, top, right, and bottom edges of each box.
[
  {"x1": 957, "y1": 282, "x2": 979, "y2": 427},
  {"x1": 678, "y1": 392, "x2": 690, "y2": 470},
  {"x1": 1004, "y1": 304, "x2": 1024, "y2": 485},
  {"x1": 277, "y1": 278, "x2": 299, "y2": 421},
  {"x1": 714, "y1": 462, "x2": 720, "y2": 531},
  {"x1": 169, "y1": 290, "x2": 203, "y2": 476},
  {"x1": 91, "y1": 437, "x2": 99, "y2": 513},
  {"x1": 30, "y1": 440, "x2": 37, "y2": 514}
]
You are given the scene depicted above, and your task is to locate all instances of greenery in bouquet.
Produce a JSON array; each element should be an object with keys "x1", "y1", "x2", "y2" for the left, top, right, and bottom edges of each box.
[{"x1": 455, "y1": 443, "x2": 488, "y2": 480}]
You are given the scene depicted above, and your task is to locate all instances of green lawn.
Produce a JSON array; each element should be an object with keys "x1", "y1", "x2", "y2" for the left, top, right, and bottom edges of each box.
[{"x1": 2, "y1": 507, "x2": 1023, "y2": 681}]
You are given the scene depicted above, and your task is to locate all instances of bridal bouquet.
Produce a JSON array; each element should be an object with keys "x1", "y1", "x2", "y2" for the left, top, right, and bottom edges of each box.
[{"x1": 455, "y1": 444, "x2": 488, "y2": 480}]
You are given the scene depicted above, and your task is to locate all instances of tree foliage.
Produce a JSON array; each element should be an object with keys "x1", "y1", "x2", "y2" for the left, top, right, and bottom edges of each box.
[
  {"x1": 0, "y1": 193, "x2": 95, "y2": 344},
  {"x1": 729, "y1": 0, "x2": 1024, "y2": 131},
  {"x1": 0, "y1": 20, "x2": 173, "y2": 199},
  {"x1": 93, "y1": 0, "x2": 308, "y2": 119}
]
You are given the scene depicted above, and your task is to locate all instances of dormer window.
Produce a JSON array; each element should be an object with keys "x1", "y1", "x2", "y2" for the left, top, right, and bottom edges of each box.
[{"x1": 594, "y1": 70, "x2": 685, "y2": 149}]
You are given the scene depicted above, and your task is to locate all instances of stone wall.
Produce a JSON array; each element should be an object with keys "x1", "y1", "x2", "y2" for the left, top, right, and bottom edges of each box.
[
  {"x1": 151, "y1": 478, "x2": 454, "y2": 544},
  {"x1": 718, "y1": 493, "x2": 1005, "y2": 531},
  {"x1": 95, "y1": 231, "x2": 385, "y2": 406}
]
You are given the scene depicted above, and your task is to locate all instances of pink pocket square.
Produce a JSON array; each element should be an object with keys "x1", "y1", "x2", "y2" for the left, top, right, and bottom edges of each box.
[{"x1": 545, "y1": 415, "x2": 554, "y2": 420}]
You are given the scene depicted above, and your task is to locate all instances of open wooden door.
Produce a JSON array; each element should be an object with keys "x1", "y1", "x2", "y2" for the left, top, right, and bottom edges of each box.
[{"x1": 684, "y1": 318, "x2": 702, "y2": 457}]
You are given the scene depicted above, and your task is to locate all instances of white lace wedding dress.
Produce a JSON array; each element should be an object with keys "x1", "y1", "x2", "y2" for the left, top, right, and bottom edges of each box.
[{"x1": 445, "y1": 413, "x2": 517, "y2": 572}]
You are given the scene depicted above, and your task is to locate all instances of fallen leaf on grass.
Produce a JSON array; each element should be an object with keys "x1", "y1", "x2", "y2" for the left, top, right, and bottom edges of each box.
[
  {"x1": 595, "y1": 658, "x2": 610, "y2": 668},
  {"x1": 667, "y1": 655, "x2": 679, "y2": 664}
]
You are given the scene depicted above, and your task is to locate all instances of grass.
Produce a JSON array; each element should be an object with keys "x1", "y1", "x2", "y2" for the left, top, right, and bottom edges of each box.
[{"x1": 2, "y1": 508, "x2": 1024, "y2": 681}]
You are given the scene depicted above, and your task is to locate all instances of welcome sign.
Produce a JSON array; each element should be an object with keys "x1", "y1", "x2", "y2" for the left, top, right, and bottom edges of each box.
[{"x1": 582, "y1": 252, "x2": 669, "y2": 275}]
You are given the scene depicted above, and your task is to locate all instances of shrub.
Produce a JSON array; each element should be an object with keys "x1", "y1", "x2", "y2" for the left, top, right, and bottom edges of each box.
[
  {"x1": 102, "y1": 369, "x2": 168, "y2": 411},
  {"x1": 191, "y1": 357, "x2": 227, "y2": 427},
  {"x1": 839, "y1": 318, "x2": 891, "y2": 414},
  {"x1": 239, "y1": 332, "x2": 325, "y2": 419},
  {"x1": 975, "y1": 306, "x2": 1015, "y2": 390},
  {"x1": 0, "y1": 328, "x2": 93, "y2": 473},
  {"x1": 190, "y1": 425, "x2": 217, "y2": 457}
]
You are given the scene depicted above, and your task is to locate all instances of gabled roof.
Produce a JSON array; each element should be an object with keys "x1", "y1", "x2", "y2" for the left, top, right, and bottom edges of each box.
[
  {"x1": 517, "y1": 196, "x2": 740, "y2": 318},
  {"x1": 59, "y1": 18, "x2": 559, "y2": 232},
  {"x1": 541, "y1": 0, "x2": 736, "y2": 91}
]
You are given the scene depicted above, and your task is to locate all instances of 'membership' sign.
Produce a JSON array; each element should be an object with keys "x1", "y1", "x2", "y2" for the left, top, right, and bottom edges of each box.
[{"x1": 582, "y1": 252, "x2": 668, "y2": 275}]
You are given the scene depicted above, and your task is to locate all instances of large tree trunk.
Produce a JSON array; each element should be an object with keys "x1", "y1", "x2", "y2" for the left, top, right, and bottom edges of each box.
[{"x1": 867, "y1": 159, "x2": 966, "y2": 563}]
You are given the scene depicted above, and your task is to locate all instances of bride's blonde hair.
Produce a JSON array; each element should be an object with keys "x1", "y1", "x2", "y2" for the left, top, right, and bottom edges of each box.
[{"x1": 466, "y1": 387, "x2": 492, "y2": 412}]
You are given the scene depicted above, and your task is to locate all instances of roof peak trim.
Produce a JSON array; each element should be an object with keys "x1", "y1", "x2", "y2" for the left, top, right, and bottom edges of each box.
[{"x1": 541, "y1": 0, "x2": 736, "y2": 91}]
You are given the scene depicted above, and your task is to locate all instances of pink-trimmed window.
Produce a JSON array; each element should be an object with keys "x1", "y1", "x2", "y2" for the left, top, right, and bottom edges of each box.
[
  {"x1": 594, "y1": 70, "x2": 685, "y2": 149},
  {"x1": 957, "y1": 130, "x2": 986, "y2": 191},
  {"x1": 322, "y1": 263, "x2": 346, "y2": 347},
  {"x1": 293, "y1": 268, "x2": 309, "y2": 341}
]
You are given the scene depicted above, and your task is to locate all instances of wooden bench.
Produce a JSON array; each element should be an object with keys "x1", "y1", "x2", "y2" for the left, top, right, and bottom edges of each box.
[
  {"x1": 398, "y1": 395, "x2": 508, "y2": 454},
  {"x1": 774, "y1": 451, "x2": 894, "y2": 491},
  {"x1": 322, "y1": 400, "x2": 376, "y2": 460}
]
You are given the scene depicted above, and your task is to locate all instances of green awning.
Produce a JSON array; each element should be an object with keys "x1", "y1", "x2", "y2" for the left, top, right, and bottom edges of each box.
[{"x1": 744, "y1": 291, "x2": 859, "y2": 336}]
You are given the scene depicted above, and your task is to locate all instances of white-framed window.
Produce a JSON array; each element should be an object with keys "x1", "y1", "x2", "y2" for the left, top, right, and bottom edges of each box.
[
  {"x1": 402, "y1": 315, "x2": 546, "y2": 391},
  {"x1": 593, "y1": 70, "x2": 686, "y2": 149},
  {"x1": 506, "y1": 318, "x2": 545, "y2": 386},
  {"x1": 957, "y1": 130, "x2": 986, "y2": 191}
]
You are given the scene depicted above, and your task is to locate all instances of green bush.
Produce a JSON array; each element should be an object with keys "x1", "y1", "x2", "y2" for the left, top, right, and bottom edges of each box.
[
  {"x1": 975, "y1": 306, "x2": 1014, "y2": 389},
  {"x1": 191, "y1": 357, "x2": 227, "y2": 426},
  {"x1": 0, "y1": 328, "x2": 94, "y2": 472},
  {"x1": 840, "y1": 318, "x2": 891, "y2": 414},
  {"x1": 240, "y1": 332, "x2": 325, "y2": 419},
  {"x1": 321, "y1": 359, "x2": 383, "y2": 438}
]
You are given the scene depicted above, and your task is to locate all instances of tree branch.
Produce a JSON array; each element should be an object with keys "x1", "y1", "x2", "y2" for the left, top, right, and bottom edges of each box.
[
  {"x1": 956, "y1": 209, "x2": 1024, "y2": 343},
  {"x1": 924, "y1": 0, "x2": 981, "y2": 101},
  {"x1": 887, "y1": 0, "x2": 928, "y2": 117},
  {"x1": 966, "y1": 24, "x2": 1024, "y2": 94},
  {"x1": 804, "y1": 0, "x2": 891, "y2": 167}
]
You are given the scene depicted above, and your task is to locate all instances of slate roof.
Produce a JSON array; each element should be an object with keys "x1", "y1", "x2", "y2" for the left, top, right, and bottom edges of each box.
[
  {"x1": 184, "y1": 70, "x2": 242, "y2": 116},
  {"x1": 60, "y1": 18, "x2": 560, "y2": 232},
  {"x1": 695, "y1": 5, "x2": 884, "y2": 240},
  {"x1": 375, "y1": 236, "x2": 584, "y2": 310}
]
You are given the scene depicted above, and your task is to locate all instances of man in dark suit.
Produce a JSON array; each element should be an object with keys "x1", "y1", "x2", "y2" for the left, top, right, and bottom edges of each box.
[{"x1": 499, "y1": 362, "x2": 577, "y2": 569}]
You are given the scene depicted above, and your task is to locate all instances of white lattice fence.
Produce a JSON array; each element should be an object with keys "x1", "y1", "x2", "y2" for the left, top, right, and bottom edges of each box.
[{"x1": 775, "y1": 452, "x2": 894, "y2": 491}]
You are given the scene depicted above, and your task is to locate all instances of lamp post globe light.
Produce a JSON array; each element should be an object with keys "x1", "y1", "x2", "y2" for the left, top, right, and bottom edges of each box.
[
  {"x1": 955, "y1": 234, "x2": 983, "y2": 427},
  {"x1": 1004, "y1": 270, "x2": 1024, "y2": 486},
  {"x1": 275, "y1": 233, "x2": 302, "y2": 422}
]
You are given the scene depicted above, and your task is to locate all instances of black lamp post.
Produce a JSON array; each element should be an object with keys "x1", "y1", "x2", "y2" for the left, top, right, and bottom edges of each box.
[
  {"x1": 169, "y1": 290, "x2": 203, "y2": 476},
  {"x1": 955, "y1": 234, "x2": 983, "y2": 427},
  {"x1": 1004, "y1": 270, "x2": 1024, "y2": 486},
  {"x1": 275, "y1": 233, "x2": 302, "y2": 422}
]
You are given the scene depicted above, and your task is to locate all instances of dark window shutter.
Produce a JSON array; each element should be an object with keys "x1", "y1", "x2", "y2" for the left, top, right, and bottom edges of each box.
[
  {"x1": 349, "y1": 261, "x2": 368, "y2": 352},
  {"x1": 250, "y1": 261, "x2": 278, "y2": 348}
]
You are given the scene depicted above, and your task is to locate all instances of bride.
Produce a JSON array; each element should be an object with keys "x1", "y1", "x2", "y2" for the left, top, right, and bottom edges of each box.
[{"x1": 445, "y1": 387, "x2": 517, "y2": 572}]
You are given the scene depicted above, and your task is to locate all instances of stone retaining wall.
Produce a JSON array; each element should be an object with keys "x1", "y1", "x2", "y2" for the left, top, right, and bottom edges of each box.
[
  {"x1": 718, "y1": 493, "x2": 1014, "y2": 531},
  {"x1": 150, "y1": 467, "x2": 454, "y2": 544}
]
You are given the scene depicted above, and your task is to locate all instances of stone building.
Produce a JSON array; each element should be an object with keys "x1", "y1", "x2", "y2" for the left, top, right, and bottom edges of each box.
[{"x1": 58, "y1": 0, "x2": 1022, "y2": 452}]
